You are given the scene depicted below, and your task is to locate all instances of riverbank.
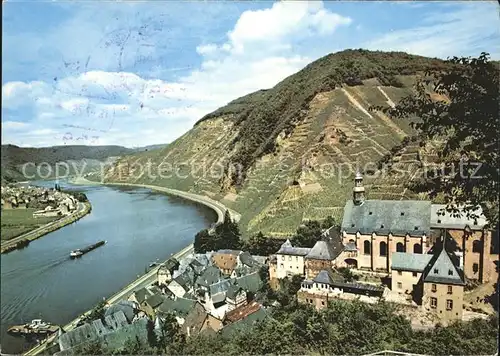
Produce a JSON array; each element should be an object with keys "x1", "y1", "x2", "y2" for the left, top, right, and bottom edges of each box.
[
  {"x1": 23, "y1": 242, "x2": 195, "y2": 356},
  {"x1": 0, "y1": 202, "x2": 92, "y2": 254},
  {"x1": 70, "y1": 177, "x2": 240, "y2": 224}
]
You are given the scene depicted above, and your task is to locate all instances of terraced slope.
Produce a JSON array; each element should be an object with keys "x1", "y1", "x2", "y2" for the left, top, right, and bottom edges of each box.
[{"x1": 103, "y1": 50, "x2": 447, "y2": 237}]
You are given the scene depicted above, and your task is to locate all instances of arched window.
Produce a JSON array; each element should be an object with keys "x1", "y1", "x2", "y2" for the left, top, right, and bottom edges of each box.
[
  {"x1": 413, "y1": 243, "x2": 422, "y2": 254},
  {"x1": 396, "y1": 242, "x2": 405, "y2": 252},
  {"x1": 380, "y1": 241, "x2": 387, "y2": 256},
  {"x1": 472, "y1": 240, "x2": 482, "y2": 253},
  {"x1": 364, "y1": 240, "x2": 371, "y2": 255}
]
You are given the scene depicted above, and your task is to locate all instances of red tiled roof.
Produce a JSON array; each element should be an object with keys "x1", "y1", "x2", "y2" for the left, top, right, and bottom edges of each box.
[{"x1": 224, "y1": 301, "x2": 261, "y2": 324}]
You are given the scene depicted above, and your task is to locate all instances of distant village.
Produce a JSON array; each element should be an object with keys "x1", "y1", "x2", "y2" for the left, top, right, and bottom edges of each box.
[
  {"x1": 1, "y1": 185, "x2": 79, "y2": 217},
  {"x1": 50, "y1": 173, "x2": 499, "y2": 354}
]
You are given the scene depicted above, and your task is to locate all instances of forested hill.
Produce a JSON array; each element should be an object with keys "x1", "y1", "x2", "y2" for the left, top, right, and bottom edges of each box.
[
  {"x1": 103, "y1": 49, "x2": 453, "y2": 237},
  {"x1": 1, "y1": 144, "x2": 134, "y2": 183}
]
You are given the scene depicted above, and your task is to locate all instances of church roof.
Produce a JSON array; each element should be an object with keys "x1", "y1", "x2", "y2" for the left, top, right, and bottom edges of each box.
[
  {"x1": 342, "y1": 199, "x2": 431, "y2": 237},
  {"x1": 430, "y1": 204, "x2": 488, "y2": 230}
]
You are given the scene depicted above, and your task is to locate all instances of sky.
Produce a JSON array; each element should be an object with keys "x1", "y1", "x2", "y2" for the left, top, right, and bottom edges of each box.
[{"x1": 2, "y1": 0, "x2": 499, "y2": 148}]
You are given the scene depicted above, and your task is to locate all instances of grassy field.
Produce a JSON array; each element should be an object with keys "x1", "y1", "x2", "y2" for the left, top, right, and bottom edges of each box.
[{"x1": 1, "y1": 208, "x2": 59, "y2": 241}]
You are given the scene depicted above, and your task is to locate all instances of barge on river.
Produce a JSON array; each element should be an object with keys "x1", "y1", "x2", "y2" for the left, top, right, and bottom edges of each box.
[
  {"x1": 7, "y1": 319, "x2": 58, "y2": 337},
  {"x1": 70, "y1": 240, "x2": 106, "y2": 258}
]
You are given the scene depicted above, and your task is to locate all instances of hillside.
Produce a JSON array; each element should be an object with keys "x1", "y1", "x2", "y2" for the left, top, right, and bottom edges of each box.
[
  {"x1": 1, "y1": 144, "x2": 134, "y2": 183},
  {"x1": 103, "y1": 49, "x2": 451, "y2": 237}
]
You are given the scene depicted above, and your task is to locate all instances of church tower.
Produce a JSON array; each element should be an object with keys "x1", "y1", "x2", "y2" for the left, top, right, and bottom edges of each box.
[{"x1": 353, "y1": 172, "x2": 365, "y2": 205}]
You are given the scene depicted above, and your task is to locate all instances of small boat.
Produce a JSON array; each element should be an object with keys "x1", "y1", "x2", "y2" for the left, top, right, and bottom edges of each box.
[
  {"x1": 7, "y1": 319, "x2": 58, "y2": 337},
  {"x1": 70, "y1": 241, "x2": 106, "y2": 258}
]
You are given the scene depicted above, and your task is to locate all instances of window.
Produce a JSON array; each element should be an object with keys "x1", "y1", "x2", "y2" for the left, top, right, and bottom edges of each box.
[
  {"x1": 296, "y1": 266, "x2": 299, "y2": 269},
  {"x1": 380, "y1": 241, "x2": 387, "y2": 256},
  {"x1": 321, "y1": 301, "x2": 325, "y2": 306},
  {"x1": 414, "y1": 226, "x2": 419, "y2": 230},
  {"x1": 380, "y1": 224, "x2": 385, "y2": 229},
  {"x1": 351, "y1": 223, "x2": 355, "y2": 228},
  {"x1": 434, "y1": 268, "x2": 439, "y2": 274},
  {"x1": 369, "y1": 211, "x2": 373, "y2": 215},
  {"x1": 446, "y1": 299, "x2": 453, "y2": 310},
  {"x1": 412, "y1": 272, "x2": 418, "y2": 277},
  {"x1": 364, "y1": 240, "x2": 371, "y2": 255},
  {"x1": 437, "y1": 219, "x2": 442, "y2": 224},
  {"x1": 431, "y1": 284, "x2": 437, "y2": 292},
  {"x1": 448, "y1": 269, "x2": 453, "y2": 276},
  {"x1": 281, "y1": 256, "x2": 285, "y2": 261},
  {"x1": 397, "y1": 282, "x2": 402, "y2": 289},
  {"x1": 472, "y1": 240, "x2": 482, "y2": 253},
  {"x1": 473, "y1": 263, "x2": 479, "y2": 274},
  {"x1": 413, "y1": 243, "x2": 422, "y2": 254},
  {"x1": 430, "y1": 297, "x2": 437, "y2": 308},
  {"x1": 280, "y1": 263, "x2": 284, "y2": 268},
  {"x1": 401, "y1": 212, "x2": 405, "y2": 216},
  {"x1": 447, "y1": 286, "x2": 452, "y2": 295},
  {"x1": 396, "y1": 242, "x2": 405, "y2": 252},
  {"x1": 398, "y1": 271, "x2": 403, "y2": 276},
  {"x1": 296, "y1": 256, "x2": 298, "y2": 261}
]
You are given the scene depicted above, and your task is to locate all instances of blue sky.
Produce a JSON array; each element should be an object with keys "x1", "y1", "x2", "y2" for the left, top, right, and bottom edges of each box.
[{"x1": 2, "y1": 0, "x2": 499, "y2": 148}]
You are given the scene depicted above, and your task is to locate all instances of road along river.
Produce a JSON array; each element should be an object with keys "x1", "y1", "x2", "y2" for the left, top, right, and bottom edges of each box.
[{"x1": 0, "y1": 180, "x2": 217, "y2": 354}]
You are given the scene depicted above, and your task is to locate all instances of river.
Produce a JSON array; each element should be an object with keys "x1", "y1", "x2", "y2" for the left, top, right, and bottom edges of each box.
[{"x1": 0, "y1": 181, "x2": 217, "y2": 354}]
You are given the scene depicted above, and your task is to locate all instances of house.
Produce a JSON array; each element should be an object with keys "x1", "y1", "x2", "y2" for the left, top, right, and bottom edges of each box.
[
  {"x1": 221, "y1": 302, "x2": 268, "y2": 337},
  {"x1": 181, "y1": 302, "x2": 223, "y2": 337},
  {"x1": 141, "y1": 294, "x2": 165, "y2": 318},
  {"x1": 212, "y1": 250, "x2": 241, "y2": 275},
  {"x1": 419, "y1": 237, "x2": 465, "y2": 322},
  {"x1": 305, "y1": 236, "x2": 344, "y2": 279},
  {"x1": 391, "y1": 253, "x2": 433, "y2": 295},
  {"x1": 128, "y1": 288, "x2": 154, "y2": 305},
  {"x1": 298, "y1": 269, "x2": 385, "y2": 310},
  {"x1": 274, "y1": 239, "x2": 311, "y2": 279},
  {"x1": 226, "y1": 285, "x2": 247, "y2": 311},
  {"x1": 390, "y1": 234, "x2": 466, "y2": 322},
  {"x1": 157, "y1": 257, "x2": 180, "y2": 286},
  {"x1": 168, "y1": 268, "x2": 196, "y2": 298},
  {"x1": 156, "y1": 296, "x2": 197, "y2": 324}
]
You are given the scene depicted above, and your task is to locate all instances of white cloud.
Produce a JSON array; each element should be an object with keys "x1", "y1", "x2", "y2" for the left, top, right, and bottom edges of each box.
[
  {"x1": 227, "y1": 1, "x2": 351, "y2": 54},
  {"x1": 365, "y1": 3, "x2": 499, "y2": 58}
]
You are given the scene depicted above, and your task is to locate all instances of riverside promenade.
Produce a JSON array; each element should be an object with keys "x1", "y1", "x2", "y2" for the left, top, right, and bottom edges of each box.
[
  {"x1": 23, "y1": 243, "x2": 195, "y2": 356},
  {"x1": 1, "y1": 202, "x2": 91, "y2": 254}
]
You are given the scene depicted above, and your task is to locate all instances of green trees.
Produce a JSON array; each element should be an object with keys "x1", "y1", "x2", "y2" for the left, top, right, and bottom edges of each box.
[
  {"x1": 381, "y1": 53, "x2": 499, "y2": 225},
  {"x1": 83, "y1": 300, "x2": 107, "y2": 323},
  {"x1": 193, "y1": 229, "x2": 211, "y2": 253},
  {"x1": 194, "y1": 210, "x2": 242, "y2": 253},
  {"x1": 164, "y1": 298, "x2": 498, "y2": 355},
  {"x1": 320, "y1": 215, "x2": 336, "y2": 230},
  {"x1": 291, "y1": 220, "x2": 322, "y2": 247}
]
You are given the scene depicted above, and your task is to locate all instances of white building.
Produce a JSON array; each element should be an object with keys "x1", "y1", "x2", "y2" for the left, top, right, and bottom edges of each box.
[{"x1": 275, "y1": 239, "x2": 311, "y2": 279}]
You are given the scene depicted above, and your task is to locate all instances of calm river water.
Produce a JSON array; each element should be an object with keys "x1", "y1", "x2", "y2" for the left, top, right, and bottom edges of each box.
[{"x1": 0, "y1": 181, "x2": 217, "y2": 354}]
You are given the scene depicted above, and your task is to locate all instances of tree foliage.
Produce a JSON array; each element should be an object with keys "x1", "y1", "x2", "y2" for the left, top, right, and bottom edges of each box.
[
  {"x1": 291, "y1": 220, "x2": 323, "y2": 247},
  {"x1": 194, "y1": 210, "x2": 242, "y2": 253},
  {"x1": 159, "y1": 299, "x2": 498, "y2": 355},
  {"x1": 377, "y1": 53, "x2": 499, "y2": 225}
]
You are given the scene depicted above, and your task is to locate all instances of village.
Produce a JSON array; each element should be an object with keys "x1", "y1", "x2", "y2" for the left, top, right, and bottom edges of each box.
[
  {"x1": 1, "y1": 184, "x2": 80, "y2": 218},
  {"x1": 46, "y1": 173, "x2": 498, "y2": 354}
]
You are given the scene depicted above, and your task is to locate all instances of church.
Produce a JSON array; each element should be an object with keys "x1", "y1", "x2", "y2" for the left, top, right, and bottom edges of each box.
[{"x1": 340, "y1": 173, "x2": 498, "y2": 284}]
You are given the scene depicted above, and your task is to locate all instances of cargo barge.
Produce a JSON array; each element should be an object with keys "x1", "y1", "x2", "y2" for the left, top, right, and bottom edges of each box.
[
  {"x1": 70, "y1": 240, "x2": 106, "y2": 258},
  {"x1": 7, "y1": 319, "x2": 58, "y2": 337}
]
